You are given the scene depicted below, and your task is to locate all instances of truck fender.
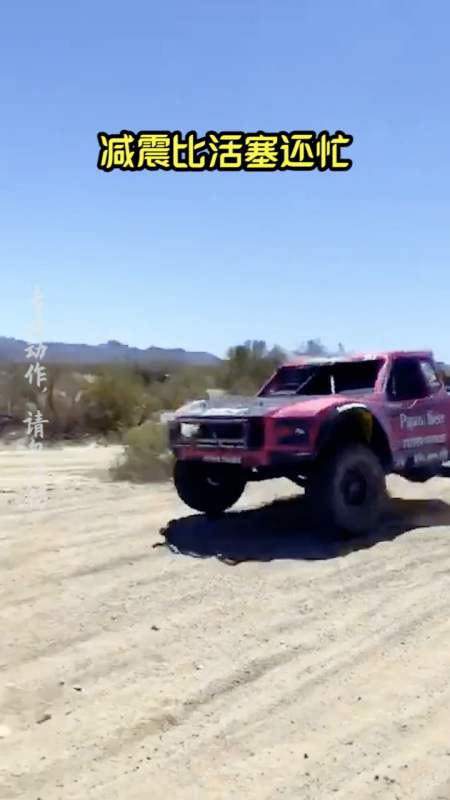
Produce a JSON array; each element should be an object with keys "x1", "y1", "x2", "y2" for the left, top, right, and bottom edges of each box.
[{"x1": 316, "y1": 404, "x2": 392, "y2": 471}]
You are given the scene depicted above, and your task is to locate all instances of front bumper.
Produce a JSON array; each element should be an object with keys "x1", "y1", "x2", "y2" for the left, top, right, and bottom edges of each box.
[
  {"x1": 169, "y1": 415, "x2": 312, "y2": 469},
  {"x1": 172, "y1": 445, "x2": 313, "y2": 469}
]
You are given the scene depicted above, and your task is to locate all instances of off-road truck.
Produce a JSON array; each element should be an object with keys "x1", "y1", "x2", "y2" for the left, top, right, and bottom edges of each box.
[{"x1": 168, "y1": 352, "x2": 450, "y2": 535}]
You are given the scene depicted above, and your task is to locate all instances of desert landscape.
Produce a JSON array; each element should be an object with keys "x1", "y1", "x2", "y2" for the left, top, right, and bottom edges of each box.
[
  {"x1": 2, "y1": 444, "x2": 450, "y2": 800},
  {"x1": 5, "y1": 0, "x2": 450, "y2": 796}
]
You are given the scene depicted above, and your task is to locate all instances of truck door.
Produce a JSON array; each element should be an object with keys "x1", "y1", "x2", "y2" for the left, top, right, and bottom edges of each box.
[{"x1": 386, "y1": 356, "x2": 449, "y2": 471}]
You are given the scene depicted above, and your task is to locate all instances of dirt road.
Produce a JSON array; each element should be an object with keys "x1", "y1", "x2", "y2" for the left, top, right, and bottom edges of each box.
[{"x1": 1, "y1": 444, "x2": 450, "y2": 800}]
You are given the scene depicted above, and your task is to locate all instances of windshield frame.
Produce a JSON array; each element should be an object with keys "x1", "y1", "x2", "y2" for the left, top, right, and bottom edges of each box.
[{"x1": 258, "y1": 359, "x2": 385, "y2": 398}]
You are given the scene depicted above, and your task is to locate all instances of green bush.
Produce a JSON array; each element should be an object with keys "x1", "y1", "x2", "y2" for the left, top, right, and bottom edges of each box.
[
  {"x1": 0, "y1": 365, "x2": 36, "y2": 417},
  {"x1": 83, "y1": 368, "x2": 147, "y2": 433},
  {"x1": 111, "y1": 421, "x2": 173, "y2": 482},
  {"x1": 41, "y1": 367, "x2": 89, "y2": 437}
]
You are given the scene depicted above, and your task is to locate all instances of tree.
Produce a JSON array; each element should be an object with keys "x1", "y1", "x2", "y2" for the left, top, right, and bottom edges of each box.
[
  {"x1": 221, "y1": 340, "x2": 285, "y2": 393},
  {"x1": 295, "y1": 338, "x2": 327, "y2": 357}
]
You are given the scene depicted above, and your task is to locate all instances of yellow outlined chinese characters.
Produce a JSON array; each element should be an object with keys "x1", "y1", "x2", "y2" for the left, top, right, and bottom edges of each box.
[{"x1": 97, "y1": 130, "x2": 353, "y2": 172}]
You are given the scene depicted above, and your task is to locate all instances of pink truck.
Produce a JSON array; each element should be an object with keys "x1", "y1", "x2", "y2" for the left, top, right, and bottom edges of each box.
[{"x1": 169, "y1": 352, "x2": 450, "y2": 536}]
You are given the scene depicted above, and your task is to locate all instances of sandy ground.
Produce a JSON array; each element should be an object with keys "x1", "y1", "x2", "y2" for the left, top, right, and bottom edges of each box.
[{"x1": 1, "y1": 444, "x2": 450, "y2": 800}]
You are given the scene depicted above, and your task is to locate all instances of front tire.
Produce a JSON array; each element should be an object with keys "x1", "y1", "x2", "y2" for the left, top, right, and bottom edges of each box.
[
  {"x1": 174, "y1": 460, "x2": 246, "y2": 515},
  {"x1": 306, "y1": 444, "x2": 386, "y2": 536}
]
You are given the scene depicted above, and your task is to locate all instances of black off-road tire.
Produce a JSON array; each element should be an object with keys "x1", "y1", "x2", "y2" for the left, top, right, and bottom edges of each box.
[
  {"x1": 306, "y1": 444, "x2": 387, "y2": 537},
  {"x1": 174, "y1": 460, "x2": 246, "y2": 516}
]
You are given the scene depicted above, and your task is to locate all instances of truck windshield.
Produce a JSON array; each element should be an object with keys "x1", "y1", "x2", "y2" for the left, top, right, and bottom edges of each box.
[{"x1": 260, "y1": 360, "x2": 383, "y2": 396}]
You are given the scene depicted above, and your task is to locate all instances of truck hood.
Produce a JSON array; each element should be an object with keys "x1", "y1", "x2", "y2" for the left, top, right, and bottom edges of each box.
[{"x1": 175, "y1": 394, "x2": 354, "y2": 419}]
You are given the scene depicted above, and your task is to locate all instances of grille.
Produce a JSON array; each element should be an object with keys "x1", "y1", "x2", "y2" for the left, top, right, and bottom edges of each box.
[
  {"x1": 171, "y1": 416, "x2": 265, "y2": 449},
  {"x1": 169, "y1": 417, "x2": 264, "y2": 450},
  {"x1": 194, "y1": 420, "x2": 246, "y2": 447}
]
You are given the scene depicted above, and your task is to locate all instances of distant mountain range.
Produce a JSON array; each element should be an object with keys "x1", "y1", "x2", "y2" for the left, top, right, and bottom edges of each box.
[{"x1": 0, "y1": 337, "x2": 221, "y2": 366}]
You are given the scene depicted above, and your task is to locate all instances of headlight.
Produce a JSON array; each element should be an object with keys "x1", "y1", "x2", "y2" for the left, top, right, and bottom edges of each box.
[
  {"x1": 180, "y1": 422, "x2": 200, "y2": 438},
  {"x1": 275, "y1": 419, "x2": 309, "y2": 445},
  {"x1": 169, "y1": 421, "x2": 201, "y2": 446}
]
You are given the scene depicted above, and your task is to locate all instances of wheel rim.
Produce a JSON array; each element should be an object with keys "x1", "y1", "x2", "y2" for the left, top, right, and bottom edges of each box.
[
  {"x1": 204, "y1": 465, "x2": 226, "y2": 489},
  {"x1": 340, "y1": 467, "x2": 368, "y2": 507},
  {"x1": 206, "y1": 477, "x2": 221, "y2": 488}
]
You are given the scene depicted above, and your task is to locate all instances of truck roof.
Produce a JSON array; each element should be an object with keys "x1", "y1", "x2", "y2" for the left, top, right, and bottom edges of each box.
[{"x1": 283, "y1": 351, "x2": 433, "y2": 367}]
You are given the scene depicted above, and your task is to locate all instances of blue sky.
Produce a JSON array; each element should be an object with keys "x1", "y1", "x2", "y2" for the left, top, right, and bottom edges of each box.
[{"x1": 2, "y1": 0, "x2": 449, "y2": 359}]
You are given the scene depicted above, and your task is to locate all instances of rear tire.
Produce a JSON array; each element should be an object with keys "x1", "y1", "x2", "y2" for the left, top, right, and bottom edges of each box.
[
  {"x1": 306, "y1": 444, "x2": 386, "y2": 537},
  {"x1": 174, "y1": 460, "x2": 246, "y2": 515}
]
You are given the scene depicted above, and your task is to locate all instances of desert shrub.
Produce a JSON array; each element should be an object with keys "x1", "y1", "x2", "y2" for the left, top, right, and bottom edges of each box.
[
  {"x1": 0, "y1": 365, "x2": 36, "y2": 418},
  {"x1": 111, "y1": 421, "x2": 173, "y2": 482},
  {"x1": 133, "y1": 366, "x2": 219, "y2": 414},
  {"x1": 82, "y1": 368, "x2": 147, "y2": 433},
  {"x1": 0, "y1": 342, "x2": 288, "y2": 439},
  {"x1": 39, "y1": 367, "x2": 90, "y2": 437}
]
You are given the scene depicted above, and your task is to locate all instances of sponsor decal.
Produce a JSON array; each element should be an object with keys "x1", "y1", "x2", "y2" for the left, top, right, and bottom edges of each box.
[
  {"x1": 395, "y1": 447, "x2": 448, "y2": 468},
  {"x1": 399, "y1": 411, "x2": 446, "y2": 430},
  {"x1": 402, "y1": 434, "x2": 447, "y2": 450},
  {"x1": 413, "y1": 448, "x2": 448, "y2": 465},
  {"x1": 202, "y1": 455, "x2": 242, "y2": 464}
]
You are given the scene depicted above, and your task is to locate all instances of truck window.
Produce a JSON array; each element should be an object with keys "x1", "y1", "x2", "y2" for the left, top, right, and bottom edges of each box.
[
  {"x1": 419, "y1": 360, "x2": 442, "y2": 394},
  {"x1": 387, "y1": 358, "x2": 427, "y2": 401}
]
